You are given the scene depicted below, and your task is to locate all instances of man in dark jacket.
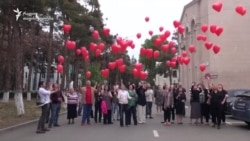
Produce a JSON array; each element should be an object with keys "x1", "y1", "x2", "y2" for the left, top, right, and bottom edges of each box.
[
  {"x1": 48, "y1": 84, "x2": 64, "y2": 128},
  {"x1": 136, "y1": 82, "x2": 147, "y2": 124}
]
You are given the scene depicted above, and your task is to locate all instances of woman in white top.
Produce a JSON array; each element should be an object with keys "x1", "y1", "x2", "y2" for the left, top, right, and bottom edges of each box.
[
  {"x1": 36, "y1": 81, "x2": 55, "y2": 134},
  {"x1": 117, "y1": 82, "x2": 131, "y2": 127},
  {"x1": 66, "y1": 88, "x2": 78, "y2": 124}
]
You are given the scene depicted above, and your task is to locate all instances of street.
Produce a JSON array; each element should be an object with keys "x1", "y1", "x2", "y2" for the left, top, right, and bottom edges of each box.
[{"x1": 0, "y1": 107, "x2": 249, "y2": 141}]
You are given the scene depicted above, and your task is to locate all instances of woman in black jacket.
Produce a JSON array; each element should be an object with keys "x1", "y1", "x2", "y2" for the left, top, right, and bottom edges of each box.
[{"x1": 209, "y1": 84, "x2": 228, "y2": 129}]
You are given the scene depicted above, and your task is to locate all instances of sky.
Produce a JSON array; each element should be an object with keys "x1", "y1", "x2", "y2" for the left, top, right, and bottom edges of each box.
[{"x1": 98, "y1": 0, "x2": 192, "y2": 60}]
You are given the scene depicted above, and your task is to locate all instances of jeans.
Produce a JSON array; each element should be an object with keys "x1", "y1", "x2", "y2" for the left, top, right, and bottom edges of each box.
[
  {"x1": 37, "y1": 104, "x2": 49, "y2": 130},
  {"x1": 146, "y1": 102, "x2": 153, "y2": 117},
  {"x1": 112, "y1": 102, "x2": 119, "y2": 120},
  {"x1": 49, "y1": 103, "x2": 61, "y2": 126},
  {"x1": 127, "y1": 105, "x2": 137, "y2": 125},
  {"x1": 82, "y1": 104, "x2": 92, "y2": 124},
  {"x1": 94, "y1": 101, "x2": 102, "y2": 123},
  {"x1": 119, "y1": 104, "x2": 128, "y2": 126}
]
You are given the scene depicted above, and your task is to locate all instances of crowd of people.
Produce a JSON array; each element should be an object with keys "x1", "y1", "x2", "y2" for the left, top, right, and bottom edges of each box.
[{"x1": 35, "y1": 79, "x2": 228, "y2": 134}]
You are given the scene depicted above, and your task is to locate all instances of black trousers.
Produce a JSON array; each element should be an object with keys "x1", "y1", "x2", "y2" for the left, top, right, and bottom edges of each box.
[
  {"x1": 164, "y1": 107, "x2": 171, "y2": 122},
  {"x1": 170, "y1": 106, "x2": 175, "y2": 121},
  {"x1": 37, "y1": 104, "x2": 49, "y2": 130},
  {"x1": 103, "y1": 110, "x2": 112, "y2": 124},
  {"x1": 201, "y1": 103, "x2": 210, "y2": 123},
  {"x1": 94, "y1": 101, "x2": 102, "y2": 123},
  {"x1": 211, "y1": 107, "x2": 223, "y2": 126},
  {"x1": 221, "y1": 104, "x2": 226, "y2": 123},
  {"x1": 119, "y1": 104, "x2": 129, "y2": 127},
  {"x1": 45, "y1": 103, "x2": 51, "y2": 123},
  {"x1": 146, "y1": 102, "x2": 153, "y2": 117},
  {"x1": 127, "y1": 106, "x2": 137, "y2": 125}
]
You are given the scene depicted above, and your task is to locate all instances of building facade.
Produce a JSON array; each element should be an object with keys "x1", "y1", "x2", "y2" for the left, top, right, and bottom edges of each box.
[
  {"x1": 155, "y1": 69, "x2": 179, "y2": 87},
  {"x1": 178, "y1": 0, "x2": 250, "y2": 90}
]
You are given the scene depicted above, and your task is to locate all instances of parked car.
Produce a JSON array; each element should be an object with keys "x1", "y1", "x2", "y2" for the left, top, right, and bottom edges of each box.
[
  {"x1": 232, "y1": 91, "x2": 250, "y2": 127},
  {"x1": 225, "y1": 89, "x2": 249, "y2": 115}
]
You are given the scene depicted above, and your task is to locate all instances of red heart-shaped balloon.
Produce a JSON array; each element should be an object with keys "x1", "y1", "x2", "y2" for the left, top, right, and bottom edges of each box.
[
  {"x1": 103, "y1": 28, "x2": 110, "y2": 37},
  {"x1": 57, "y1": 64, "x2": 63, "y2": 73},
  {"x1": 173, "y1": 20, "x2": 180, "y2": 28},
  {"x1": 215, "y1": 26, "x2": 223, "y2": 36},
  {"x1": 235, "y1": 5, "x2": 247, "y2": 16},
  {"x1": 199, "y1": 64, "x2": 206, "y2": 72},
  {"x1": 201, "y1": 24, "x2": 208, "y2": 33},
  {"x1": 149, "y1": 30, "x2": 153, "y2": 36},
  {"x1": 92, "y1": 30, "x2": 99, "y2": 39},
  {"x1": 62, "y1": 24, "x2": 71, "y2": 33},
  {"x1": 210, "y1": 24, "x2": 217, "y2": 33},
  {"x1": 204, "y1": 42, "x2": 213, "y2": 50},
  {"x1": 76, "y1": 49, "x2": 81, "y2": 55},
  {"x1": 183, "y1": 57, "x2": 190, "y2": 65},
  {"x1": 159, "y1": 26, "x2": 164, "y2": 32},
  {"x1": 171, "y1": 47, "x2": 176, "y2": 54},
  {"x1": 188, "y1": 45, "x2": 196, "y2": 53},
  {"x1": 86, "y1": 71, "x2": 91, "y2": 78},
  {"x1": 178, "y1": 25, "x2": 185, "y2": 34},
  {"x1": 212, "y1": 2, "x2": 223, "y2": 12},
  {"x1": 136, "y1": 33, "x2": 141, "y2": 39},
  {"x1": 161, "y1": 44, "x2": 169, "y2": 52},
  {"x1": 153, "y1": 50, "x2": 160, "y2": 59},
  {"x1": 213, "y1": 45, "x2": 221, "y2": 54},
  {"x1": 181, "y1": 51, "x2": 188, "y2": 57}
]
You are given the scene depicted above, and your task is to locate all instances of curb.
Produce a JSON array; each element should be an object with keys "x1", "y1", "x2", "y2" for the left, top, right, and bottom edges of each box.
[{"x1": 0, "y1": 112, "x2": 66, "y2": 134}]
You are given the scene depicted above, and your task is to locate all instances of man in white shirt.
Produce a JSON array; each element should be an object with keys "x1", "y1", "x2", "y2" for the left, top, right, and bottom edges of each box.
[
  {"x1": 117, "y1": 83, "x2": 131, "y2": 127},
  {"x1": 36, "y1": 81, "x2": 54, "y2": 134},
  {"x1": 145, "y1": 84, "x2": 154, "y2": 119}
]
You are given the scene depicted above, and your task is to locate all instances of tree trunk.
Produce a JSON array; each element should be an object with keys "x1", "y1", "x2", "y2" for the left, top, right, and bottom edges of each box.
[
  {"x1": 45, "y1": 9, "x2": 55, "y2": 83},
  {"x1": 2, "y1": 10, "x2": 14, "y2": 102},
  {"x1": 13, "y1": 19, "x2": 25, "y2": 116},
  {"x1": 26, "y1": 55, "x2": 33, "y2": 101}
]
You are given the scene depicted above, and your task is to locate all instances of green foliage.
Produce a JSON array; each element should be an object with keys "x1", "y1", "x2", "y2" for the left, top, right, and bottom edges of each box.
[{"x1": 88, "y1": 64, "x2": 103, "y2": 84}]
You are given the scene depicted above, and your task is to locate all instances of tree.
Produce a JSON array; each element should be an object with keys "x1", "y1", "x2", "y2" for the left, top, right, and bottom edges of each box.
[{"x1": 140, "y1": 35, "x2": 176, "y2": 86}]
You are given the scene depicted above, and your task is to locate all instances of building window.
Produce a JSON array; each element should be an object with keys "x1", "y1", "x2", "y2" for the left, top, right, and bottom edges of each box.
[{"x1": 172, "y1": 70, "x2": 177, "y2": 78}]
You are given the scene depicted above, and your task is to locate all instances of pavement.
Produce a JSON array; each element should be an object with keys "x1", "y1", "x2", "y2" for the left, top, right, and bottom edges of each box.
[{"x1": 0, "y1": 106, "x2": 249, "y2": 141}]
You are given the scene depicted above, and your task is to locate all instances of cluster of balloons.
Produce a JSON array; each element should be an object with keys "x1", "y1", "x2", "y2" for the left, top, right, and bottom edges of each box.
[{"x1": 56, "y1": 1, "x2": 248, "y2": 80}]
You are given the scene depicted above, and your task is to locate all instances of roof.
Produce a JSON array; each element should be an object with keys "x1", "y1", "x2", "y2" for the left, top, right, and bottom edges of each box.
[{"x1": 179, "y1": 0, "x2": 200, "y2": 23}]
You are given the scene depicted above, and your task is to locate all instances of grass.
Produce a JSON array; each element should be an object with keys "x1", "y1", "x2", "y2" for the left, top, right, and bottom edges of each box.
[{"x1": 0, "y1": 99, "x2": 66, "y2": 129}]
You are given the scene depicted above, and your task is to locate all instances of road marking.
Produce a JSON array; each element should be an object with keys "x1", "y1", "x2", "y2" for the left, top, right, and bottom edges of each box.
[
  {"x1": 153, "y1": 130, "x2": 159, "y2": 138},
  {"x1": 226, "y1": 121, "x2": 244, "y2": 125}
]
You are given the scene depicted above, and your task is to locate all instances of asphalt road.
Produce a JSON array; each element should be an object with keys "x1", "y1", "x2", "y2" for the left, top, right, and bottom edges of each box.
[{"x1": 0, "y1": 106, "x2": 249, "y2": 141}]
